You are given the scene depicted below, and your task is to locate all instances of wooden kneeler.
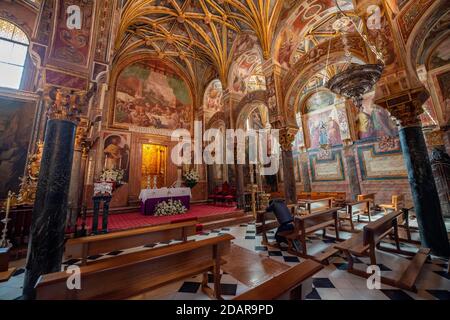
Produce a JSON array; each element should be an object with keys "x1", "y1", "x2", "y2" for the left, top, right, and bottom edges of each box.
[
  {"x1": 279, "y1": 208, "x2": 342, "y2": 264},
  {"x1": 334, "y1": 210, "x2": 430, "y2": 292}
]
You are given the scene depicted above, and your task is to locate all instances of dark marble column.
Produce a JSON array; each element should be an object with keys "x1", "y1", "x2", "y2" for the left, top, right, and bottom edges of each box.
[
  {"x1": 343, "y1": 144, "x2": 361, "y2": 200},
  {"x1": 281, "y1": 150, "x2": 297, "y2": 204},
  {"x1": 235, "y1": 164, "x2": 245, "y2": 209},
  {"x1": 299, "y1": 152, "x2": 311, "y2": 192},
  {"x1": 379, "y1": 91, "x2": 450, "y2": 257},
  {"x1": 22, "y1": 119, "x2": 77, "y2": 299},
  {"x1": 207, "y1": 165, "x2": 215, "y2": 194},
  {"x1": 430, "y1": 147, "x2": 450, "y2": 218},
  {"x1": 278, "y1": 128, "x2": 298, "y2": 204}
]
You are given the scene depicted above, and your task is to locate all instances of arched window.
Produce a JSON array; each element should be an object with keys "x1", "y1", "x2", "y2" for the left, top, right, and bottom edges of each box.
[{"x1": 0, "y1": 19, "x2": 29, "y2": 89}]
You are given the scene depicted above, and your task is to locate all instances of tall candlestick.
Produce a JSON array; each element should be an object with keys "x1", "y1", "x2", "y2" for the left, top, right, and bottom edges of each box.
[
  {"x1": 1, "y1": 191, "x2": 12, "y2": 248},
  {"x1": 5, "y1": 191, "x2": 11, "y2": 221}
]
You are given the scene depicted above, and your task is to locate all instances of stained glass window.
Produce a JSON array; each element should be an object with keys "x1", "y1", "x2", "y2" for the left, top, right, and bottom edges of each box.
[{"x1": 0, "y1": 19, "x2": 29, "y2": 90}]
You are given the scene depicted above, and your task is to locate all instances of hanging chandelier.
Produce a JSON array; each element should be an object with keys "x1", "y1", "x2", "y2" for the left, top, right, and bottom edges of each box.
[{"x1": 325, "y1": 1, "x2": 385, "y2": 109}]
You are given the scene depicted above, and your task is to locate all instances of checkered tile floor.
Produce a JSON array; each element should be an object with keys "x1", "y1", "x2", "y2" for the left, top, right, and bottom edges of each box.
[{"x1": 1, "y1": 211, "x2": 449, "y2": 300}]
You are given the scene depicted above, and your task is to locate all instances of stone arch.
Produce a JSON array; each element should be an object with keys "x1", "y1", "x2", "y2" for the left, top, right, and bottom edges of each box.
[
  {"x1": 235, "y1": 101, "x2": 269, "y2": 130},
  {"x1": 283, "y1": 35, "x2": 368, "y2": 125},
  {"x1": 206, "y1": 111, "x2": 226, "y2": 130},
  {"x1": 404, "y1": 0, "x2": 450, "y2": 87},
  {"x1": 232, "y1": 90, "x2": 267, "y2": 128}
]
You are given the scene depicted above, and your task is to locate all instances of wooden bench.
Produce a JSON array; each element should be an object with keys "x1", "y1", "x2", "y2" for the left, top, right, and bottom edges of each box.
[
  {"x1": 339, "y1": 200, "x2": 372, "y2": 232},
  {"x1": 298, "y1": 198, "x2": 334, "y2": 215},
  {"x1": 298, "y1": 192, "x2": 346, "y2": 200},
  {"x1": 280, "y1": 208, "x2": 341, "y2": 263},
  {"x1": 256, "y1": 210, "x2": 279, "y2": 246},
  {"x1": 64, "y1": 220, "x2": 198, "y2": 265},
  {"x1": 36, "y1": 234, "x2": 234, "y2": 300},
  {"x1": 233, "y1": 259, "x2": 323, "y2": 300},
  {"x1": 256, "y1": 204, "x2": 300, "y2": 246},
  {"x1": 0, "y1": 248, "x2": 16, "y2": 283},
  {"x1": 334, "y1": 210, "x2": 430, "y2": 292}
]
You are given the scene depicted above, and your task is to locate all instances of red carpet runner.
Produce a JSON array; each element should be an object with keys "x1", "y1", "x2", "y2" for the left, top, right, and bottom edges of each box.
[{"x1": 82, "y1": 204, "x2": 239, "y2": 232}]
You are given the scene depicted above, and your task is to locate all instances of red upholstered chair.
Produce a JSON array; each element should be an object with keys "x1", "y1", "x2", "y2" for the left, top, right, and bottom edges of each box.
[
  {"x1": 215, "y1": 182, "x2": 231, "y2": 206},
  {"x1": 208, "y1": 186, "x2": 221, "y2": 205},
  {"x1": 224, "y1": 187, "x2": 237, "y2": 207}
]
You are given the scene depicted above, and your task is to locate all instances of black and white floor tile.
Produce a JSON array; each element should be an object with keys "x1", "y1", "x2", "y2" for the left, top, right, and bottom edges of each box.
[{"x1": 1, "y1": 211, "x2": 449, "y2": 300}]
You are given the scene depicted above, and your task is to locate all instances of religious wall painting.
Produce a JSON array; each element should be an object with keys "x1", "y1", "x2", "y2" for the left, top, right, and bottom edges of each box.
[
  {"x1": 294, "y1": 113, "x2": 305, "y2": 150},
  {"x1": 364, "y1": 4, "x2": 397, "y2": 66},
  {"x1": 276, "y1": 0, "x2": 353, "y2": 68},
  {"x1": 50, "y1": 0, "x2": 95, "y2": 68},
  {"x1": 429, "y1": 37, "x2": 450, "y2": 70},
  {"x1": 102, "y1": 131, "x2": 130, "y2": 183},
  {"x1": 0, "y1": 98, "x2": 37, "y2": 199},
  {"x1": 229, "y1": 50, "x2": 263, "y2": 95},
  {"x1": 306, "y1": 108, "x2": 343, "y2": 149},
  {"x1": 232, "y1": 33, "x2": 259, "y2": 61},
  {"x1": 203, "y1": 80, "x2": 223, "y2": 124},
  {"x1": 357, "y1": 94, "x2": 398, "y2": 140},
  {"x1": 114, "y1": 60, "x2": 192, "y2": 133}
]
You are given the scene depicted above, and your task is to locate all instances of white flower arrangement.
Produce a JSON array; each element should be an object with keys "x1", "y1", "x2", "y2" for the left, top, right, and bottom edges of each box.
[
  {"x1": 99, "y1": 168, "x2": 124, "y2": 184},
  {"x1": 183, "y1": 170, "x2": 199, "y2": 188},
  {"x1": 154, "y1": 199, "x2": 187, "y2": 216},
  {"x1": 93, "y1": 182, "x2": 113, "y2": 196}
]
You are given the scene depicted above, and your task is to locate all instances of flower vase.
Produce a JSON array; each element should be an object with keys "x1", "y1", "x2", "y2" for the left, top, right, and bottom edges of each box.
[{"x1": 186, "y1": 181, "x2": 197, "y2": 189}]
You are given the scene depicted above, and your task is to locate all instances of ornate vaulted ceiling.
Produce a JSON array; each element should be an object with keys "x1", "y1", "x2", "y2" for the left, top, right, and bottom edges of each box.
[
  {"x1": 115, "y1": 0, "x2": 369, "y2": 105},
  {"x1": 115, "y1": 0, "x2": 285, "y2": 85}
]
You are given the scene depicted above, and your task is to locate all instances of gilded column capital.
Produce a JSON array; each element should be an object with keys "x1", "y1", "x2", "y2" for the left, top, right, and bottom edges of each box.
[
  {"x1": 44, "y1": 86, "x2": 95, "y2": 124},
  {"x1": 375, "y1": 88, "x2": 429, "y2": 128},
  {"x1": 279, "y1": 127, "x2": 298, "y2": 152}
]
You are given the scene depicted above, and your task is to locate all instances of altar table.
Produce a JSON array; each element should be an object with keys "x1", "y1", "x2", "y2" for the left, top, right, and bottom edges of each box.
[{"x1": 139, "y1": 188, "x2": 191, "y2": 215}]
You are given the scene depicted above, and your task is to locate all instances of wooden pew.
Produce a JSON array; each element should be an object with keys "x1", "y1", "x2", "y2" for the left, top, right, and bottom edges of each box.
[
  {"x1": 65, "y1": 220, "x2": 198, "y2": 265},
  {"x1": 298, "y1": 197, "x2": 333, "y2": 215},
  {"x1": 339, "y1": 200, "x2": 372, "y2": 232},
  {"x1": 233, "y1": 259, "x2": 323, "y2": 300},
  {"x1": 298, "y1": 192, "x2": 346, "y2": 201},
  {"x1": 256, "y1": 210, "x2": 279, "y2": 246},
  {"x1": 256, "y1": 205, "x2": 299, "y2": 246},
  {"x1": 0, "y1": 248, "x2": 16, "y2": 283},
  {"x1": 334, "y1": 210, "x2": 430, "y2": 292},
  {"x1": 279, "y1": 208, "x2": 341, "y2": 263},
  {"x1": 36, "y1": 234, "x2": 234, "y2": 300}
]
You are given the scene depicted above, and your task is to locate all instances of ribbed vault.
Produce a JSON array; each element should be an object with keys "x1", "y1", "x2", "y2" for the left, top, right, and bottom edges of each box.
[{"x1": 116, "y1": 0, "x2": 285, "y2": 84}]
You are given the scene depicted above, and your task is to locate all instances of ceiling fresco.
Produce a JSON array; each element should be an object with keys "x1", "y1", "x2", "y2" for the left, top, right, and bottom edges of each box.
[{"x1": 115, "y1": 0, "x2": 362, "y2": 86}]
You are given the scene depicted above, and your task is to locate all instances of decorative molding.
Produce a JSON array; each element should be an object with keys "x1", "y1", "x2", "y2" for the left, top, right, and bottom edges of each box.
[
  {"x1": 309, "y1": 150, "x2": 345, "y2": 182},
  {"x1": 357, "y1": 144, "x2": 407, "y2": 180}
]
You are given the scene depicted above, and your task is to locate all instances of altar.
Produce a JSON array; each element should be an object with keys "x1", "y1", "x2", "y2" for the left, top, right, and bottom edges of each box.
[{"x1": 139, "y1": 187, "x2": 191, "y2": 216}]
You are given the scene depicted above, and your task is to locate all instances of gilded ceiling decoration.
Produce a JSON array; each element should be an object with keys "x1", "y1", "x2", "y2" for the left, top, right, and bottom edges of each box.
[{"x1": 116, "y1": 0, "x2": 285, "y2": 84}]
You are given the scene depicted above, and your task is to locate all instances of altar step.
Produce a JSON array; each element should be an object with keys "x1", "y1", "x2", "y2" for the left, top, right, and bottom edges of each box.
[
  {"x1": 197, "y1": 209, "x2": 247, "y2": 223},
  {"x1": 199, "y1": 212, "x2": 254, "y2": 231}
]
